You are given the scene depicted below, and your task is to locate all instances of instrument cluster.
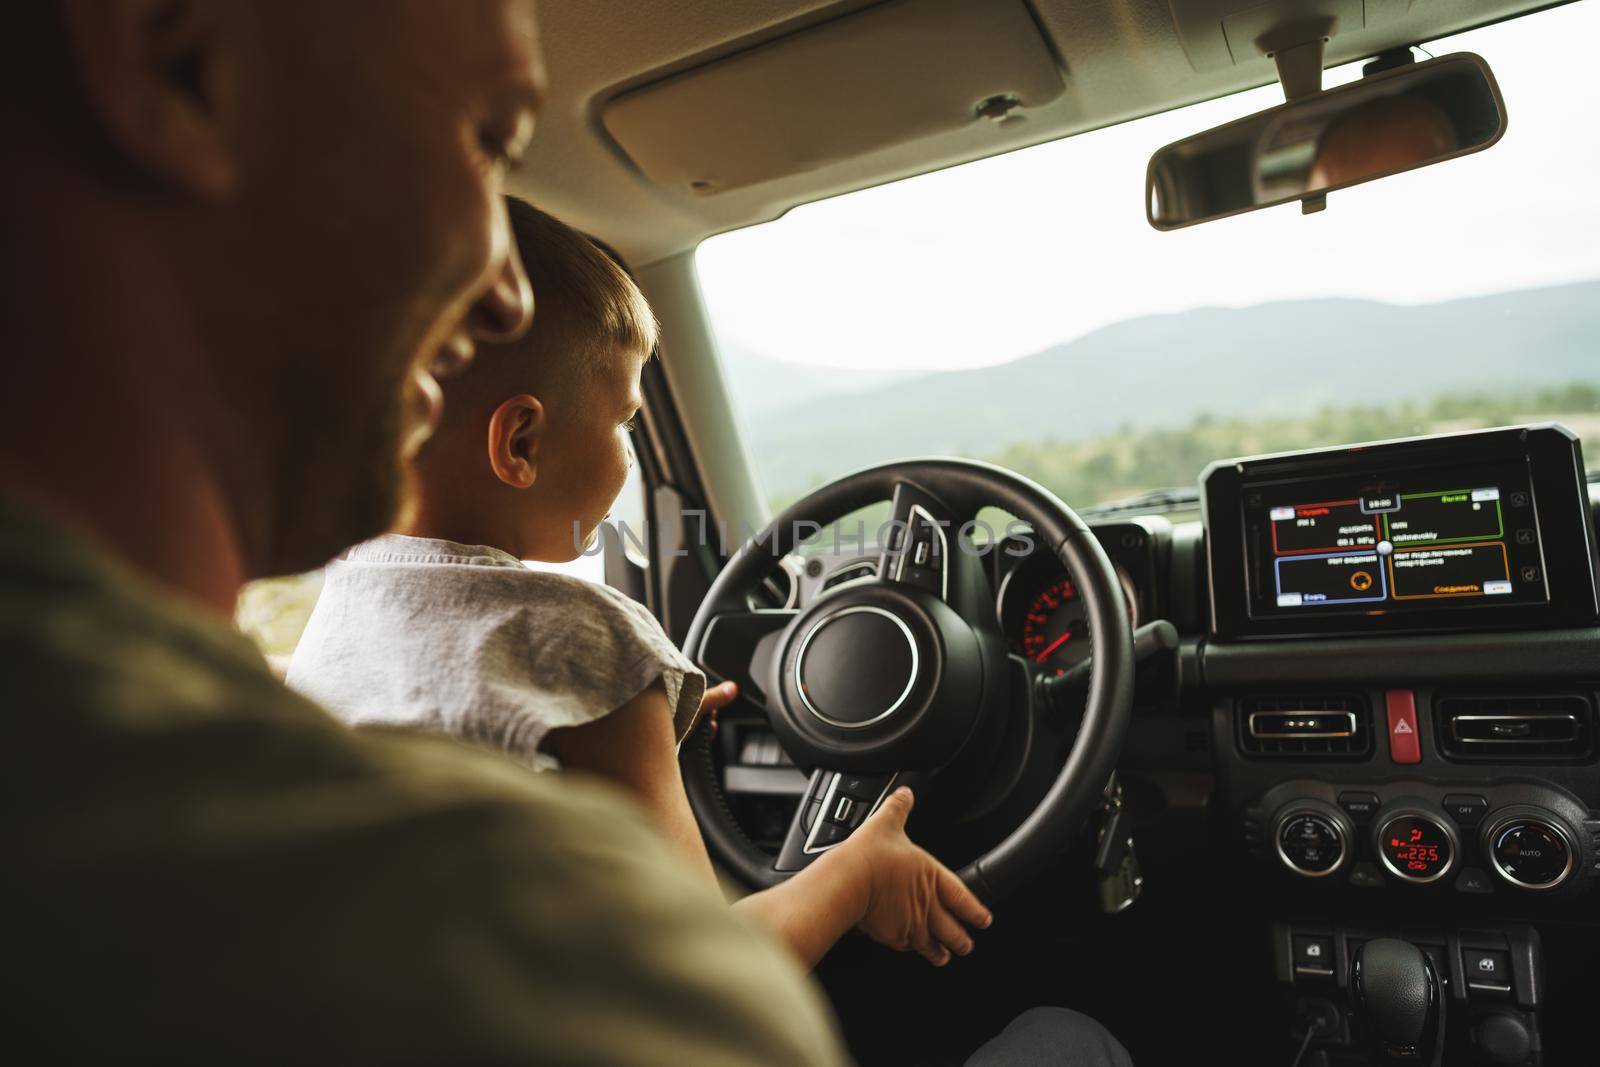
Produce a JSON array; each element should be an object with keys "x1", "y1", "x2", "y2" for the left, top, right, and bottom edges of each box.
[{"x1": 994, "y1": 521, "x2": 1157, "y2": 673}]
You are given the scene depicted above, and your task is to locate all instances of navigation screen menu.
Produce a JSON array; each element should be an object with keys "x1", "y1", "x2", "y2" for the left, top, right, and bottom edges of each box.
[{"x1": 1245, "y1": 460, "x2": 1549, "y2": 617}]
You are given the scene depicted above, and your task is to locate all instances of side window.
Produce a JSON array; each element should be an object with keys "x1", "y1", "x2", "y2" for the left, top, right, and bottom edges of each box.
[
  {"x1": 235, "y1": 570, "x2": 324, "y2": 676},
  {"x1": 236, "y1": 445, "x2": 652, "y2": 666}
]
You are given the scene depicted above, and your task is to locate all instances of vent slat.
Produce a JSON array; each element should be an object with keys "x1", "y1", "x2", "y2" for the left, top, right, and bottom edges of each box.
[
  {"x1": 1237, "y1": 694, "x2": 1372, "y2": 760},
  {"x1": 1435, "y1": 693, "x2": 1595, "y2": 762}
]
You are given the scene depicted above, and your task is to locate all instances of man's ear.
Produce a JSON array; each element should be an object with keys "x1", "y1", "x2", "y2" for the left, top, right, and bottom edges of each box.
[
  {"x1": 486, "y1": 395, "x2": 545, "y2": 489},
  {"x1": 59, "y1": 0, "x2": 241, "y2": 197}
]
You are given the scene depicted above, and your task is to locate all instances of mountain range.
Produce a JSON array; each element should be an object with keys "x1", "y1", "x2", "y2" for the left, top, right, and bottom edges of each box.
[{"x1": 722, "y1": 280, "x2": 1600, "y2": 499}]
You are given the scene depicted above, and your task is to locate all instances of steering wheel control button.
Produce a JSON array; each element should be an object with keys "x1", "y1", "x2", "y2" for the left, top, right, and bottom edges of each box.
[
  {"x1": 895, "y1": 511, "x2": 946, "y2": 595},
  {"x1": 1486, "y1": 816, "x2": 1575, "y2": 890},
  {"x1": 793, "y1": 606, "x2": 918, "y2": 729},
  {"x1": 1375, "y1": 810, "x2": 1457, "y2": 884},
  {"x1": 1292, "y1": 935, "x2": 1335, "y2": 979},
  {"x1": 1384, "y1": 689, "x2": 1422, "y2": 765},
  {"x1": 804, "y1": 772, "x2": 896, "y2": 855},
  {"x1": 1337, "y1": 792, "x2": 1381, "y2": 822},
  {"x1": 1443, "y1": 794, "x2": 1488, "y2": 826},
  {"x1": 1276, "y1": 810, "x2": 1346, "y2": 877},
  {"x1": 1454, "y1": 867, "x2": 1494, "y2": 894},
  {"x1": 838, "y1": 773, "x2": 889, "y2": 800}
]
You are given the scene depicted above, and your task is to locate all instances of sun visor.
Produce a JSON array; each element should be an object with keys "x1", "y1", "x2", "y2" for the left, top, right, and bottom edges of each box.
[{"x1": 601, "y1": 0, "x2": 1065, "y2": 195}]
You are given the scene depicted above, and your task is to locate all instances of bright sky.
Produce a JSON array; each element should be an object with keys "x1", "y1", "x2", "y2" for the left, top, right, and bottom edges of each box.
[{"x1": 696, "y1": 1, "x2": 1600, "y2": 373}]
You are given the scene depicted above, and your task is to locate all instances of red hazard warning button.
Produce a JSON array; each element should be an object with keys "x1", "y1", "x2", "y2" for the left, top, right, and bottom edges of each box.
[{"x1": 1385, "y1": 689, "x2": 1421, "y2": 765}]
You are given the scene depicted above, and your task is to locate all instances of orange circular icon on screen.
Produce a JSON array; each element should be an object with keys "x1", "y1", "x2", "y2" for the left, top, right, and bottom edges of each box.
[{"x1": 1351, "y1": 571, "x2": 1374, "y2": 591}]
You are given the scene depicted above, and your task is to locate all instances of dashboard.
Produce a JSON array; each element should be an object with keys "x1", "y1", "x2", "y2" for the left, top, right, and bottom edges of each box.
[{"x1": 730, "y1": 422, "x2": 1600, "y2": 1060}]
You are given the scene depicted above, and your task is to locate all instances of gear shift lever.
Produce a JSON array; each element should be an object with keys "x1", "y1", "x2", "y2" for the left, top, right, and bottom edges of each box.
[{"x1": 1349, "y1": 939, "x2": 1445, "y2": 1064}]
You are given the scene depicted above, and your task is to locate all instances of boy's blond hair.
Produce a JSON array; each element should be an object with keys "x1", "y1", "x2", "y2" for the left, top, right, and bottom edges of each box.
[{"x1": 460, "y1": 198, "x2": 657, "y2": 397}]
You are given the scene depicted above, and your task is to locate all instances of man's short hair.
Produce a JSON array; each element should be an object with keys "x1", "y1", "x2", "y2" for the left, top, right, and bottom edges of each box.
[{"x1": 499, "y1": 197, "x2": 658, "y2": 384}]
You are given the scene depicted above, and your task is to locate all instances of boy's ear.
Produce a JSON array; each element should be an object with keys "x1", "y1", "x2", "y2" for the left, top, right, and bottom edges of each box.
[{"x1": 486, "y1": 394, "x2": 545, "y2": 489}]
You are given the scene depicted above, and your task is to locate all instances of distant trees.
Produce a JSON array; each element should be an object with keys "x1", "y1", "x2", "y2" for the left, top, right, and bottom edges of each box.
[
  {"x1": 764, "y1": 383, "x2": 1600, "y2": 515},
  {"x1": 982, "y1": 382, "x2": 1600, "y2": 512}
]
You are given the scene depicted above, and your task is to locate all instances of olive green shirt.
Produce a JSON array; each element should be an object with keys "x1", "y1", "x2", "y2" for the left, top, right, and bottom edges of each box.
[{"x1": 0, "y1": 497, "x2": 849, "y2": 1065}]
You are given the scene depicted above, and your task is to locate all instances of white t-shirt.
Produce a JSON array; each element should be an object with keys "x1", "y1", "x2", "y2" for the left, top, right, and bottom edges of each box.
[{"x1": 287, "y1": 534, "x2": 704, "y2": 767}]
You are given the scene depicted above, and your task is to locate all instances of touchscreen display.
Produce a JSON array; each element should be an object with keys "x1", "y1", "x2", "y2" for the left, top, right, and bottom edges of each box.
[{"x1": 1243, "y1": 460, "x2": 1549, "y2": 618}]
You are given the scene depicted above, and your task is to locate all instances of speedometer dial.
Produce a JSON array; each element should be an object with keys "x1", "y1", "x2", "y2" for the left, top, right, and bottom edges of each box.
[
  {"x1": 1001, "y1": 559, "x2": 1140, "y2": 675},
  {"x1": 1020, "y1": 577, "x2": 1091, "y2": 674}
]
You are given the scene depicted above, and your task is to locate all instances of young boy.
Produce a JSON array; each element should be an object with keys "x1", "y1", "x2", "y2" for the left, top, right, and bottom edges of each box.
[{"x1": 288, "y1": 197, "x2": 989, "y2": 969}]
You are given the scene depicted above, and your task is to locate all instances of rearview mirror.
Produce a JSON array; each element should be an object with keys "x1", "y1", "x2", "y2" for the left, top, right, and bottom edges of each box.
[{"x1": 1147, "y1": 53, "x2": 1505, "y2": 230}]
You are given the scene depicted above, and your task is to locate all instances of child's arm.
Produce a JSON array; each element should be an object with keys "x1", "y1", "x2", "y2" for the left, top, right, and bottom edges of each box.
[
  {"x1": 546, "y1": 689, "x2": 992, "y2": 970},
  {"x1": 733, "y1": 785, "x2": 991, "y2": 969},
  {"x1": 541, "y1": 681, "x2": 719, "y2": 885}
]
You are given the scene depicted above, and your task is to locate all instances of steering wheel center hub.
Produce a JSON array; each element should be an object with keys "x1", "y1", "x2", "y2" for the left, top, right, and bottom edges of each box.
[
  {"x1": 765, "y1": 582, "x2": 991, "y2": 773},
  {"x1": 794, "y1": 606, "x2": 919, "y2": 728}
]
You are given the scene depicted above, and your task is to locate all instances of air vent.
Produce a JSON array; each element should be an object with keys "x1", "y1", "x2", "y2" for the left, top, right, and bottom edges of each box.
[
  {"x1": 1237, "y1": 694, "x2": 1372, "y2": 759},
  {"x1": 821, "y1": 560, "x2": 877, "y2": 593},
  {"x1": 1435, "y1": 693, "x2": 1596, "y2": 762}
]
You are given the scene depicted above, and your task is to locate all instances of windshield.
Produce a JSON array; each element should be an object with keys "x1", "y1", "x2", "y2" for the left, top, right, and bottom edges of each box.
[{"x1": 696, "y1": 4, "x2": 1600, "y2": 520}]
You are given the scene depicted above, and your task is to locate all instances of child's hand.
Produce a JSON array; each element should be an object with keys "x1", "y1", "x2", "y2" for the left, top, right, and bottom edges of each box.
[
  {"x1": 697, "y1": 680, "x2": 739, "y2": 738},
  {"x1": 834, "y1": 786, "x2": 992, "y2": 966}
]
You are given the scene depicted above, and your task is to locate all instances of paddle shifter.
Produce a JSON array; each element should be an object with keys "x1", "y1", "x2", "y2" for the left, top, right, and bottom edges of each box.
[{"x1": 1349, "y1": 939, "x2": 1445, "y2": 1065}]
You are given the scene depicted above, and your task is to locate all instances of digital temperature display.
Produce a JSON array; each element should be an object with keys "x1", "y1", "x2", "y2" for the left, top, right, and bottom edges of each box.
[{"x1": 1377, "y1": 814, "x2": 1454, "y2": 883}]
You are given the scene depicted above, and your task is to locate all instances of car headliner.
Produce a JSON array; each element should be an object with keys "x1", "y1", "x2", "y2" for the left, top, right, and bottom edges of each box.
[{"x1": 510, "y1": 0, "x2": 1564, "y2": 268}]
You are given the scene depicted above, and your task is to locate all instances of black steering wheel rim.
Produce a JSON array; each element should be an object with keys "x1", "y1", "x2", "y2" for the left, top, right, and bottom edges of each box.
[{"x1": 681, "y1": 457, "x2": 1135, "y2": 902}]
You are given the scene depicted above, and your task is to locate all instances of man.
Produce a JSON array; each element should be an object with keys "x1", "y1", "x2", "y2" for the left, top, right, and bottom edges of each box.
[
  {"x1": 1, "y1": 3, "x2": 1129, "y2": 1063},
  {"x1": 2, "y1": 2, "x2": 841, "y2": 1062},
  {"x1": 1309, "y1": 93, "x2": 1459, "y2": 190}
]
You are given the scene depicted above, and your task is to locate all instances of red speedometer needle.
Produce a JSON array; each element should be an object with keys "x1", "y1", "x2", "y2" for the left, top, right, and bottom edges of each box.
[{"x1": 1034, "y1": 632, "x2": 1072, "y2": 662}]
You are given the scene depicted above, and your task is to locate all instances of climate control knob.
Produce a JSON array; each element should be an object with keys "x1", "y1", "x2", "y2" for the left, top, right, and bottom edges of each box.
[
  {"x1": 1483, "y1": 809, "x2": 1577, "y2": 890},
  {"x1": 1273, "y1": 801, "x2": 1351, "y2": 878},
  {"x1": 1373, "y1": 801, "x2": 1457, "y2": 885}
]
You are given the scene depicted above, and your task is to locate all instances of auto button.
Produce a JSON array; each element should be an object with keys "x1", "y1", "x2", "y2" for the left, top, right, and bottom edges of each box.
[{"x1": 1486, "y1": 814, "x2": 1575, "y2": 890}]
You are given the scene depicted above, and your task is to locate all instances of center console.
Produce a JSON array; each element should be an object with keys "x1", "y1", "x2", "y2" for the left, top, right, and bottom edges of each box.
[
  {"x1": 1272, "y1": 919, "x2": 1548, "y2": 1065},
  {"x1": 1197, "y1": 425, "x2": 1600, "y2": 1064},
  {"x1": 1247, "y1": 778, "x2": 1596, "y2": 895}
]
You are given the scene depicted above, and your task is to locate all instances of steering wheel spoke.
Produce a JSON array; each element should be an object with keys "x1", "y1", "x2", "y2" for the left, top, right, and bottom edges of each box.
[
  {"x1": 694, "y1": 608, "x2": 797, "y2": 711},
  {"x1": 875, "y1": 479, "x2": 958, "y2": 600},
  {"x1": 774, "y1": 767, "x2": 903, "y2": 872}
]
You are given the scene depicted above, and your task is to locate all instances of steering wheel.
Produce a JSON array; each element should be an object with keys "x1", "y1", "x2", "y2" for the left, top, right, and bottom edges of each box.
[{"x1": 681, "y1": 458, "x2": 1135, "y2": 902}]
